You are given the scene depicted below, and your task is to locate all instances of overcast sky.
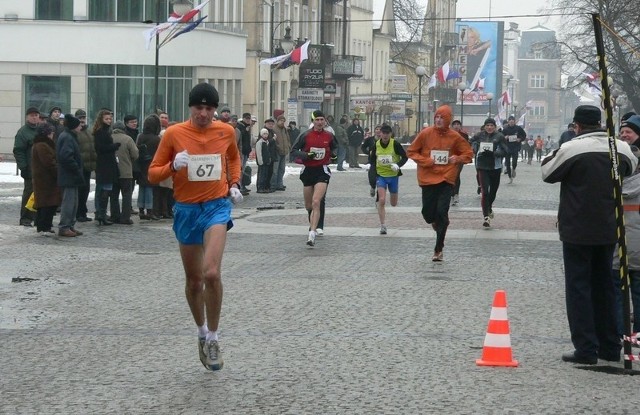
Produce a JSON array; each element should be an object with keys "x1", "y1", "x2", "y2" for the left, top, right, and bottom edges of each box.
[{"x1": 374, "y1": 0, "x2": 559, "y2": 32}]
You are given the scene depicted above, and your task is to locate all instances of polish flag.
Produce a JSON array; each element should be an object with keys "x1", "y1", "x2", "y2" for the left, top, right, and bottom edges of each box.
[{"x1": 168, "y1": 1, "x2": 209, "y2": 22}]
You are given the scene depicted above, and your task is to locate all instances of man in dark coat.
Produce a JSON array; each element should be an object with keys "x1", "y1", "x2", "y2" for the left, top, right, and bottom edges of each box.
[
  {"x1": 123, "y1": 115, "x2": 139, "y2": 141},
  {"x1": 238, "y1": 113, "x2": 253, "y2": 193},
  {"x1": 74, "y1": 109, "x2": 97, "y2": 222},
  {"x1": 56, "y1": 115, "x2": 85, "y2": 237},
  {"x1": 346, "y1": 118, "x2": 364, "y2": 168},
  {"x1": 13, "y1": 107, "x2": 40, "y2": 226}
]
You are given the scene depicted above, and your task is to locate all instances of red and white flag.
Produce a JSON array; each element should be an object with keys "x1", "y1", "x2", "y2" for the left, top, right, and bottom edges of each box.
[
  {"x1": 495, "y1": 91, "x2": 511, "y2": 125},
  {"x1": 436, "y1": 61, "x2": 450, "y2": 83},
  {"x1": 260, "y1": 40, "x2": 311, "y2": 67}
]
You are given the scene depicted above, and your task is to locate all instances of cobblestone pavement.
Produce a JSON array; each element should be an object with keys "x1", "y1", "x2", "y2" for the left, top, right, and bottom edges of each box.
[{"x1": 1, "y1": 160, "x2": 638, "y2": 414}]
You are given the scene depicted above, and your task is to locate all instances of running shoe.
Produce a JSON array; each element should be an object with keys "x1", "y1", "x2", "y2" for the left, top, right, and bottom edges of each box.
[
  {"x1": 205, "y1": 339, "x2": 224, "y2": 371},
  {"x1": 380, "y1": 225, "x2": 387, "y2": 235},
  {"x1": 509, "y1": 177, "x2": 513, "y2": 184},
  {"x1": 370, "y1": 187, "x2": 375, "y2": 197},
  {"x1": 198, "y1": 336, "x2": 208, "y2": 369},
  {"x1": 489, "y1": 209, "x2": 494, "y2": 219},
  {"x1": 451, "y1": 194, "x2": 459, "y2": 206},
  {"x1": 483, "y1": 216, "x2": 491, "y2": 228},
  {"x1": 512, "y1": 170, "x2": 516, "y2": 178},
  {"x1": 316, "y1": 228, "x2": 324, "y2": 237},
  {"x1": 306, "y1": 231, "x2": 316, "y2": 246},
  {"x1": 432, "y1": 252, "x2": 443, "y2": 262}
]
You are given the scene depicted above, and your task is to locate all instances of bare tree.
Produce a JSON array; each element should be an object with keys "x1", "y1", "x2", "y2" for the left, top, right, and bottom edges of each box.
[
  {"x1": 546, "y1": 0, "x2": 640, "y2": 112},
  {"x1": 390, "y1": 0, "x2": 427, "y2": 67}
]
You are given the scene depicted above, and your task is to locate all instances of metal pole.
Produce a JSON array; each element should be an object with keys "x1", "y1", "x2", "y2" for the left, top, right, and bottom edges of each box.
[
  {"x1": 154, "y1": 32, "x2": 159, "y2": 112},
  {"x1": 460, "y1": 91, "x2": 464, "y2": 125},
  {"x1": 417, "y1": 76, "x2": 423, "y2": 133},
  {"x1": 269, "y1": 3, "x2": 274, "y2": 118},
  {"x1": 593, "y1": 13, "x2": 633, "y2": 371}
]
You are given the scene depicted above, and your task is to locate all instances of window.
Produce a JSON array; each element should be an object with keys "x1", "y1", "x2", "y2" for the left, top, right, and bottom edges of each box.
[
  {"x1": 529, "y1": 74, "x2": 546, "y2": 89},
  {"x1": 293, "y1": 4, "x2": 300, "y2": 40},
  {"x1": 36, "y1": 0, "x2": 73, "y2": 20},
  {"x1": 528, "y1": 103, "x2": 546, "y2": 116},
  {"x1": 89, "y1": 0, "x2": 169, "y2": 22},
  {"x1": 25, "y1": 76, "x2": 71, "y2": 115},
  {"x1": 88, "y1": 64, "x2": 192, "y2": 123},
  {"x1": 534, "y1": 50, "x2": 543, "y2": 59}
]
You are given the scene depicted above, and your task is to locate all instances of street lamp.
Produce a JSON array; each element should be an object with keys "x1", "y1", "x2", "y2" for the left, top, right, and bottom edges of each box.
[
  {"x1": 512, "y1": 100, "x2": 519, "y2": 119},
  {"x1": 269, "y1": 15, "x2": 294, "y2": 117},
  {"x1": 486, "y1": 92, "x2": 494, "y2": 117},
  {"x1": 458, "y1": 82, "x2": 467, "y2": 125},
  {"x1": 415, "y1": 65, "x2": 427, "y2": 133},
  {"x1": 153, "y1": 0, "x2": 193, "y2": 113}
]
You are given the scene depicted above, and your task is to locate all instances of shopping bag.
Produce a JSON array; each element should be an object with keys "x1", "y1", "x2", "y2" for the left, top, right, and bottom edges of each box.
[{"x1": 25, "y1": 192, "x2": 36, "y2": 212}]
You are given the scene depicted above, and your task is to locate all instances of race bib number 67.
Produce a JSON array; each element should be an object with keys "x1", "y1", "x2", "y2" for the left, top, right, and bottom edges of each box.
[{"x1": 188, "y1": 154, "x2": 222, "y2": 181}]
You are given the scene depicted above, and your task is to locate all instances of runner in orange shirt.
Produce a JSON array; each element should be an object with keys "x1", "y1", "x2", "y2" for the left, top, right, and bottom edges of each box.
[{"x1": 148, "y1": 83, "x2": 242, "y2": 371}]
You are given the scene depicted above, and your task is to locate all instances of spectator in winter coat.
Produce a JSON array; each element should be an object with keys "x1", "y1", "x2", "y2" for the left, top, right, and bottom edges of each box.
[
  {"x1": 92, "y1": 109, "x2": 120, "y2": 225},
  {"x1": 110, "y1": 122, "x2": 139, "y2": 224},
  {"x1": 346, "y1": 118, "x2": 364, "y2": 168},
  {"x1": 56, "y1": 115, "x2": 85, "y2": 237},
  {"x1": 271, "y1": 115, "x2": 291, "y2": 191},
  {"x1": 255, "y1": 128, "x2": 276, "y2": 193},
  {"x1": 13, "y1": 107, "x2": 40, "y2": 226},
  {"x1": 136, "y1": 114, "x2": 162, "y2": 220},
  {"x1": 74, "y1": 109, "x2": 97, "y2": 222},
  {"x1": 31, "y1": 123, "x2": 61, "y2": 235}
]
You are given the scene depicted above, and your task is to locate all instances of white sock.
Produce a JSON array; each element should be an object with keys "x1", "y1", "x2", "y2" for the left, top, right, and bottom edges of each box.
[
  {"x1": 206, "y1": 330, "x2": 219, "y2": 342},
  {"x1": 198, "y1": 325, "x2": 208, "y2": 338}
]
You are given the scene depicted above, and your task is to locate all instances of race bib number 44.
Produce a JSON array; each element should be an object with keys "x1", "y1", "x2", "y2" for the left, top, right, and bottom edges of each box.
[
  {"x1": 188, "y1": 154, "x2": 222, "y2": 181},
  {"x1": 431, "y1": 150, "x2": 449, "y2": 165}
]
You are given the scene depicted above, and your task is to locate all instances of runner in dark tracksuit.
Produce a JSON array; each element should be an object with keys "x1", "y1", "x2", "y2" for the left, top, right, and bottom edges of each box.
[{"x1": 501, "y1": 116, "x2": 526, "y2": 182}]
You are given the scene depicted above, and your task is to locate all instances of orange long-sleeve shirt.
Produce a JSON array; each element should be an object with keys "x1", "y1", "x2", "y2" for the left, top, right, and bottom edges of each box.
[
  {"x1": 148, "y1": 120, "x2": 241, "y2": 204},
  {"x1": 407, "y1": 106, "x2": 473, "y2": 186}
]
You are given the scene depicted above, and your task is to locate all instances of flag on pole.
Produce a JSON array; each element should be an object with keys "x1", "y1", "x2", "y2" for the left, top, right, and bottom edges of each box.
[
  {"x1": 474, "y1": 77, "x2": 485, "y2": 91},
  {"x1": 436, "y1": 61, "x2": 450, "y2": 83},
  {"x1": 162, "y1": 15, "x2": 206, "y2": 46},
  {"x1": 517, "y1": 112, "x2": 526, "y2": 127},
  {"x1": 582, "y1": 71, "x2": 602, "y2": 96},
  {"x1": 495, "y1": 91, "x2": 511, "y2": 126},
  {"x1": 259, "y1": 40, "x2": 310, "y2": 68},
  {"x1": 168, "y1": 1, "x2": 209, "y2": 22},
  {"x1": 426, "y1": 73, "x2": 437, "y2": 90},
  {"x1": 446, "y1": 70, "x2": 462, "y2": 81}
]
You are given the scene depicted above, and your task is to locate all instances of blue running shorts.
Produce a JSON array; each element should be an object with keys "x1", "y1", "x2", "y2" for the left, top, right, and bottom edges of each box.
[
  {"x1": 172, "y1": 197, "x2": 233, "y2": 245},
  {"x1": 376, "y1": 176, "x2": 399, "y2": 194}
]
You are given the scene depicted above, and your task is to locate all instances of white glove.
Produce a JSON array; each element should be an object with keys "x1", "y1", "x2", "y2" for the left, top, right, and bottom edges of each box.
[
  {"x1": 229, "y1": 187, "x2": 243, "y2": 204},
  {"x1": 390, "y1": 163, "x2": 400, "y2": 172},
  {"x1": 172, "y1": 150, "x2": 189, "y2": 171}
]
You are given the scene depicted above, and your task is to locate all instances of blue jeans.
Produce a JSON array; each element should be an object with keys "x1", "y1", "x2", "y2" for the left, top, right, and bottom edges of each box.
[
  {"x1": 137, "y1": 185, "x2": 153, "y2": 209},
  {"x1": 58, "y1": 187, "x2": 78, "y2": 231},
  {"x1": 337, "y1": 145, "x2": 347, "y2": 169},
  {"x1": 270, "y1": 154, "x2": 286, "y2": 189},
  {"x1": 612, "y1": 268, "x2": 640, "y2": 336}
]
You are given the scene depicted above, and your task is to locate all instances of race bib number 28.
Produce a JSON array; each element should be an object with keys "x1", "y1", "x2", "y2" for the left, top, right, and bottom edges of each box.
[{"x1": 187, "y1": 154, "x2": 222, "y2": 181}]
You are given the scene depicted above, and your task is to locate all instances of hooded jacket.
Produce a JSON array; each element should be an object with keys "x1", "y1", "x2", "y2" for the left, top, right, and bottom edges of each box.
[
  {"x1": 136, "y1": 115, "x2": 161, "y2": 186},
  {"x1": 613, "y1": 169, "x2": 640, "y2": 270},
  {"x1": 406, "y1": 105, "x2": 474, "y2": 186}
]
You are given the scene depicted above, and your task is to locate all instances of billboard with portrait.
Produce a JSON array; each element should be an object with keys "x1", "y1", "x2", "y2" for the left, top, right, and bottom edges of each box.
[{"x1": 455, "y1": 21, "x2": 504, "y2": 105}]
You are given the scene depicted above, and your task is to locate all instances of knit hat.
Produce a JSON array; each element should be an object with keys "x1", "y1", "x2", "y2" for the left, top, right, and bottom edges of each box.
[
  {"x1": 49, "y1": 106, "x2": 62, "y2": 115},
  {"x1": 311, "y1": 110, "x2": 325, "y2": 120},
  {"x1": 260, "y1": 128, "x2": 269, "y2": 136},
  {"x1": 36, "y1": 123, "x2": 54, "y2": 137},
  {"x1": 621, "y1": 115, "x2": 640, "y2": 137},
  {"x1": 220, "y1": 106, "x2": 231, "y2": 113},
  {"x1": 380, "y1": 124, "x2": 392, "y2": 133},
  {"x1": 621, "y1": 112, "x2": 637, "y2": 123},
  {"x1": 573, "y1": 105, "x2": 601, "y2": 126},
  {"x1": 124, "y1": 115, "x2": 137, "y2": 123},
  {"x1": 483, "y1": 117, "x2": 497, "y2": 126},
  {"x1": 508, "y1": 115, "x2": 516, "y2": 121},
  {"x1": 188, "y1": 83, "x2": 219, "y2": 107},
  {"x1": 64, "y1": 114, "x2": 81, "y2": 130},
  {"x1": 113, "y1": 121, "x2": 126, "y2": 131},
  {"x1": 75, "y1": 109, "x2": 87, "y2": 118},
  {"x1": 264, "y1": 117, "x2": 275, "y2": 123},
  {"x1": 26, "y1": 107, "x2": 40, "y2": 115}
]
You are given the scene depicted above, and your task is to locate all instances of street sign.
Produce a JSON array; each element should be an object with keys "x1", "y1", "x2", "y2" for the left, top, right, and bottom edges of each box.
[
  {"x1": 390, "y1": 93, "x2": 413, "y2": 102},
  {"x1": 297, "y1": 88, "x2": 324, "y2": 103}
]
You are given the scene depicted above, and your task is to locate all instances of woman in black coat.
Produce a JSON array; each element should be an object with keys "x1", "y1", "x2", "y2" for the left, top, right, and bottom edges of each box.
[
  {"x1": 31, "y1": 123, "x2": 61, "y2": 234},
  {"x1": 92, "y1": 109, "x2": 120, "y2": 225}
]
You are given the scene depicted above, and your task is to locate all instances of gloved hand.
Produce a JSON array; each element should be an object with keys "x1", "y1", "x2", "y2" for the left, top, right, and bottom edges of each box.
[
  {"x1": 114, "y1": 142, "x2": 121, "y2": 149},
  {"x1": 307, "y1": 152, "x2": 316, "y2": 160},
  {"x1": 390, "y1": 163, "x2": 400, "y2": 172},
  {"x1": 172, "y1": 150, "x2": 189, "y2": 171},
  {"x1": 229, "y1": 187, "x2": 243, "y2": 204}
]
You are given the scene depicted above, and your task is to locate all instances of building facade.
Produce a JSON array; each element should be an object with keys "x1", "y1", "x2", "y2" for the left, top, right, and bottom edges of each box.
[{"x1": 0, "y1": 0, "x2": 246, "y2": 153}]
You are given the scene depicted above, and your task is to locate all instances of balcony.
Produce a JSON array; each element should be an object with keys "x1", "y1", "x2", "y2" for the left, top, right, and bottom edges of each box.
[{"x1": 332, "y1": 55, "x2": 365, "y2": 78}]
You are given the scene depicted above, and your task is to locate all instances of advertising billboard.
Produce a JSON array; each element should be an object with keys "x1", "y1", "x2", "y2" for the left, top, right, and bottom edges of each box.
[{"x1": 455, "y1": 21, "x2": 504, "y2": 105}]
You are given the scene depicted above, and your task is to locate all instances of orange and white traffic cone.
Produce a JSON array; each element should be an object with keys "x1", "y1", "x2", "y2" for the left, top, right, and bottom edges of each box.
[{"x1": 476, "y1": 290, "x2": 518, "y2": 367}]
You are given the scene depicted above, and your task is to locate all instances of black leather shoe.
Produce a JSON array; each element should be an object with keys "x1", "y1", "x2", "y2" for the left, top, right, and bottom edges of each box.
[
  {"x1": 561, "y1": 351, "x2": 597, "y2": 364},
  {"x1": 599, "y1": 351, "x2": 621, "y2": 362}
]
